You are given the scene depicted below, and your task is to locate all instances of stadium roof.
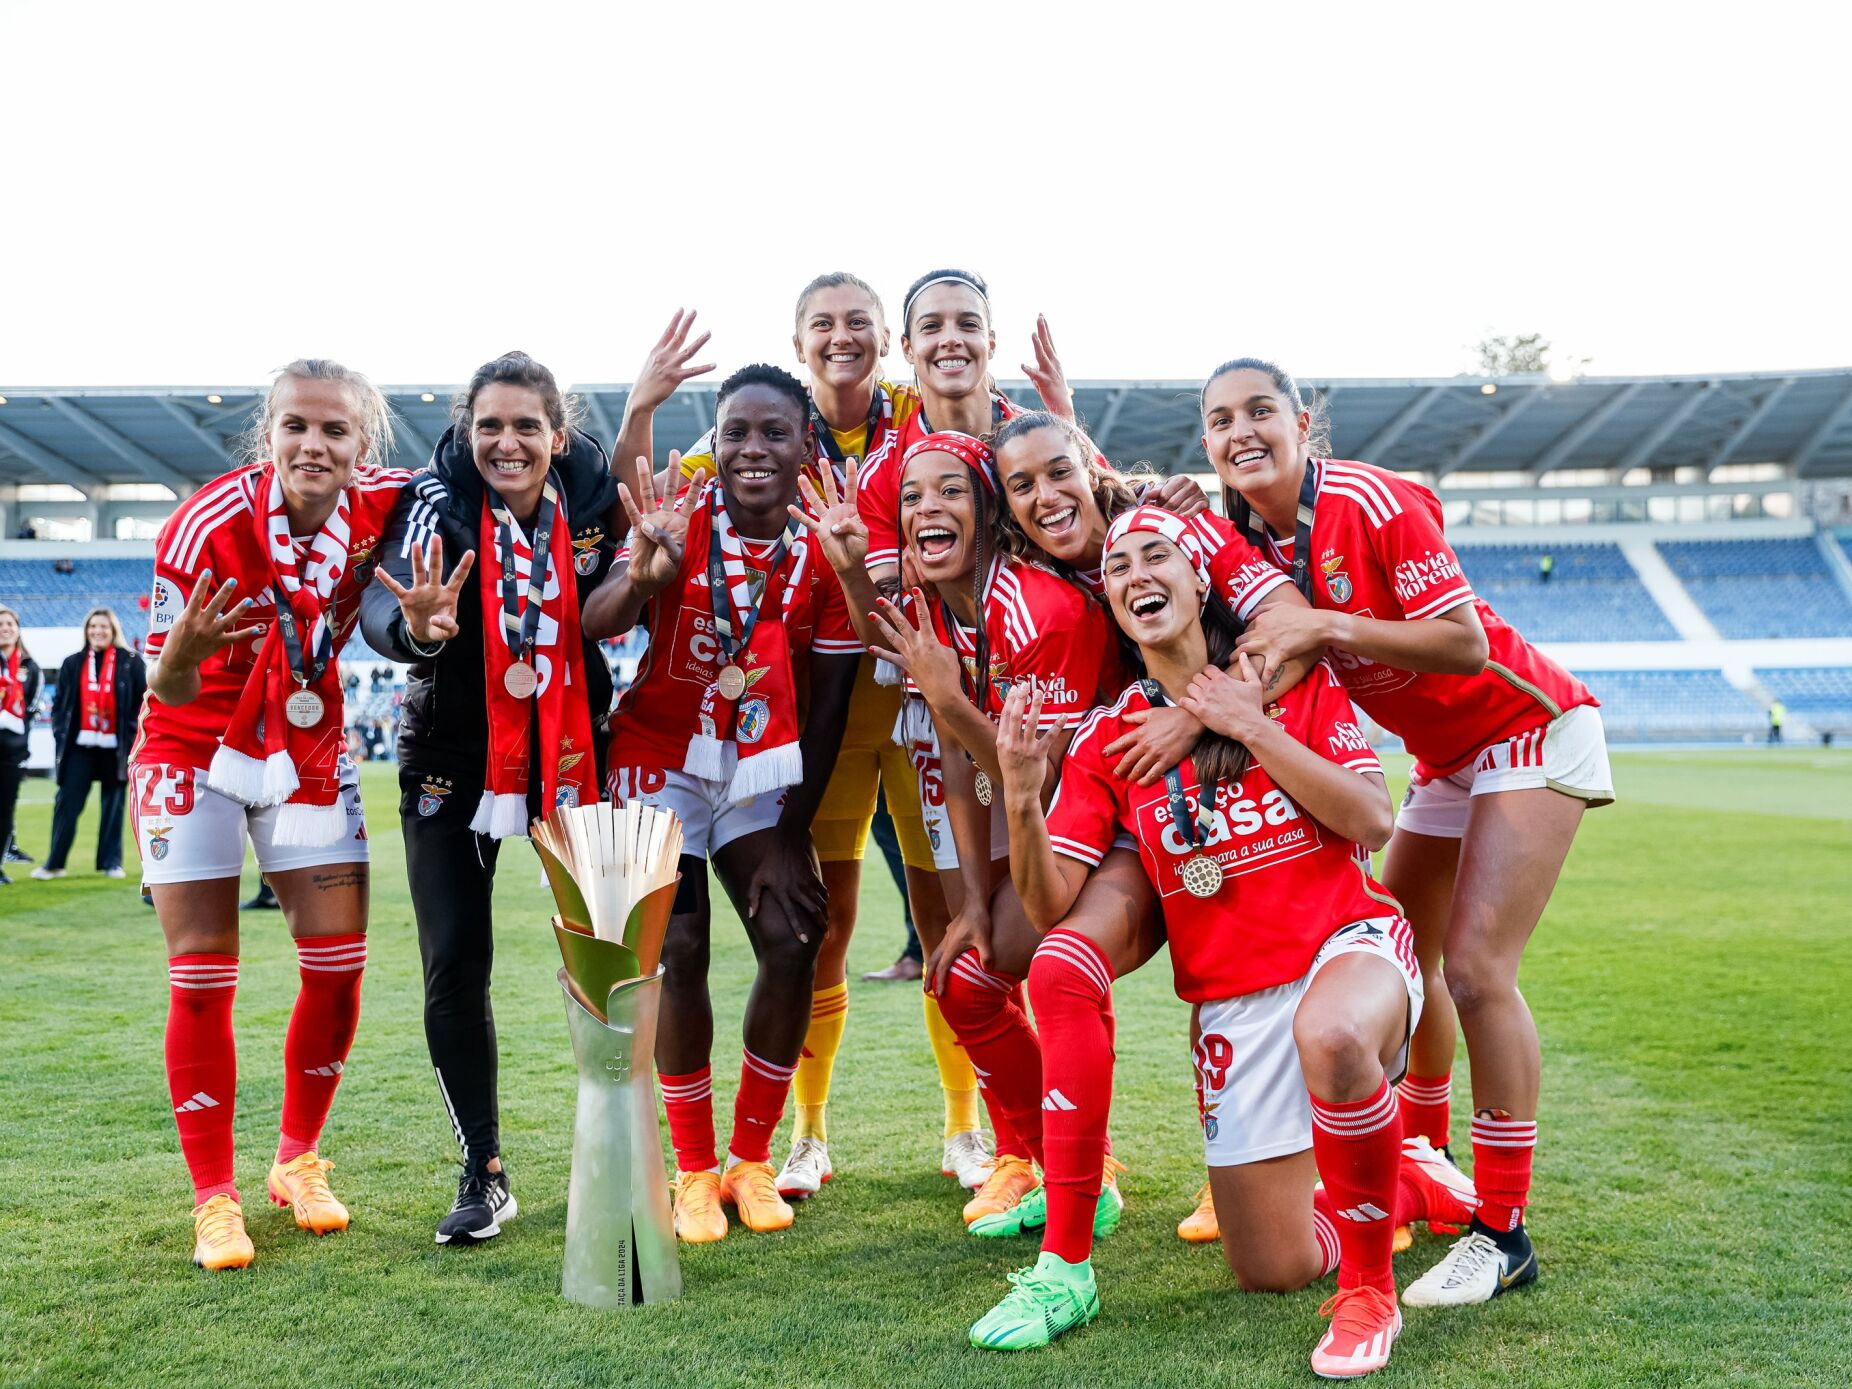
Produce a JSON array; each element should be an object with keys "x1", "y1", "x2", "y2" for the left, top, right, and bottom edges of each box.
[{"x1": 3, "y1": 367, "x2": 1851, "y2": 491}]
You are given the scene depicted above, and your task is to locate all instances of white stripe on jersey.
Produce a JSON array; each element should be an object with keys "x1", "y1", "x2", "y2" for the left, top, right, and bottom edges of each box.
[
  {"x1": 167, "y1": 471, "x2": 256, "y2": 574},
  {"x1": 1322, "y1": 462, "x2": 1404, "y2": 525}
]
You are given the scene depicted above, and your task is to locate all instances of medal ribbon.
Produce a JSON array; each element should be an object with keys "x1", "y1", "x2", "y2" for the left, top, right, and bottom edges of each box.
[
  {"x1": 1140, "y1": 679, "x2": 1219, "y2": 856},
  {"x1": 487, "y1": 480, "x2": 560, "y2": 663},
  {"x1": 1232, "y1": 457, "x2": 1320, "y2": 602},
  {"x1": 270, "y1": 583, "x2": 331, "y2": 690},
  {"x1": 808, "y1": 387, "x2": 890, "y2": 481},
  {"x1": 705, "y1": 487, "x2": 801, "y2": 673}
]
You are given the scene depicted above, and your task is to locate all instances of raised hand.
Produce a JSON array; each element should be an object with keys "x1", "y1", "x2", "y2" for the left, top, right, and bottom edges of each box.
[
  {"x1": 631, "y1": 309, "x2": 715, "y2": 413},
  {"x1": 995, "y1": 680, "x2": 1056, "y2": 802},
  {"x1": 376, "y1": 534, "x2": 476, "y2": 644},
  {"x1": 1148, "y1": 472, "x2": 1211, "y2": 519},
  {"x1": 1180, "y1": 652, "x2": 1272, "y2": 743},
  {"x1": 161, "y1": 572, "x2": 261, "y2": 672},
  {"x1": 791, "y1": 461, "x2": 869, "y2": 577},
  {"x1": 1234, "y1": 602, "x2": 1330, "y2": 689},
  {"x1": 867, "y1": 588, "x2": 963, "y2": 709},
  {"x1": 618, "y1": 450, "x2": 695, "y2": 592},
  {"x1": 1021, "y1": 314, "x2": 1076, "y2": 421}
]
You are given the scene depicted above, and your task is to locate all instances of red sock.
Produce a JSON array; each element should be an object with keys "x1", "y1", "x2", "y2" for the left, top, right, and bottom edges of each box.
[
  {"x1": 936, "y1": 955, "x2": 1043, "y2": 1166},
  {"x1": 659, "y1": 1066, "x2": 717, "y2": 1173},
  {"x1": 165, "y1": 954, "x2": 239, "y2": 1205},
  {"x1": 1309, "y1": 1188, "x2": 1343, "y2": 1278},
  {"x1": 728, "y1": 1050, "x2": 796, "y2": 1165},
  {"x1": 1027, "y1": 931, "x2": 1114, "y2": 1263},
  {"x1": 1470, "y1": 1111, "x2": 1537, "y2": 1232},
  {"x1": 1309, "y1": 1079, "x2": 1403, "y2": 1294},
  {"x1": 1397, "y1": 1071, "x2": 1452, "y2": 1150},
  {"x1": 277, "y1": 934, "x2": 366, "y2": 1164}
]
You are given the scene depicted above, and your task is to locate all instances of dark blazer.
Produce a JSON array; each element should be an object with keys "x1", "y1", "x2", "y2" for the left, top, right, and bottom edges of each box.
[
  {"x1": 1, "y1": 652, "x2": 43, "y2": 768},
  {"x1": 52, "y1": 645, "x2": 146, "y2": 780}
]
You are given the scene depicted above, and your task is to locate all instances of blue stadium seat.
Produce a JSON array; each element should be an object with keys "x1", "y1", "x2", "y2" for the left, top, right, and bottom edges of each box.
[
  {"x1": 1574, "y1": 669, "x2": 1764, "y2": 742},
  {"x1": 1456, "y1": 543, "x2": 1676, "y2": 641},
  {"x1": 1756, "y1": 667, "x2": 1852, "y2": 735},
  {"x1": 1657, "y1": 538, "x2": 1852, "y2": 638},
  {"x1": 0, "y1": 557, "x2": 154, "y2": 628}
]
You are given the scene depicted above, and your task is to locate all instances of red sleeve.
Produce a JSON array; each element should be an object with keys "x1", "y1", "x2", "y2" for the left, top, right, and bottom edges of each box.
[
  {"x1": 145, "y1": 507, "x2": 213, "y2": 658},
  {"x1": 809, "y1": 552, "x2": 862, "y2": 656},
  {"x1": 1367, "y1": 480, "x2": 1476, "y2": 621},
  {"x1": 1300, "y1": 663, "x2": 1384, "y2": 776},
  {"x1": 1045, "y1": 708, "x2": 1123, "y2": 866},
  {"x1": 1011, "y1": 574, "x2": 1112, "y2": 730},
  {"x1": 1198, "y1": 511, "x2": 1292, "y2": 619},
  {"x1": 855, "y1": 452, "x2": 900, "y2": 574}
]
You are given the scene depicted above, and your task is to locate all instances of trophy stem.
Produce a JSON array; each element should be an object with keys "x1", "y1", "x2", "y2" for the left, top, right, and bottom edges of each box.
[{"x1": 559, "y1": 967, "x2": 682, "y2": 1309}]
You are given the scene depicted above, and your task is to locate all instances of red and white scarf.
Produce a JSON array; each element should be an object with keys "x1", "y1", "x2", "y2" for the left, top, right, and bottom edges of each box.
[
  {"x1": 474, "y1": 486, "x2": 598, "y2": 838},
  {"x1": 209, "y1": 465, "x2": 385, "y2": 846},
  {"x1": 682, "y1": 481, "x2": 807, "y2": 802},
  {"x1": 75, "y1": 645, "x2": 118, "y2": 747},
  {"x1": 0, "y1": 649, "x2": 26, "y2": 736}
]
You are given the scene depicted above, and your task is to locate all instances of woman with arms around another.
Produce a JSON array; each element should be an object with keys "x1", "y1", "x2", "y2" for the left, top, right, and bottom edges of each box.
[
  {"x1": 134, "y1": 359, "x2": 415, "y2": 1269},
  {"x1": 978, "y1": 505, "x2": 1476, "y2": 1373},
  {"x1": 0, "y1": 605, "x2": 42, "y2": 886},
  {"x1": 1203, "y1": 359, "x2": 1612, "y2": 1307},
  {"x1": 584, "y1": 364, "x2": 859, "y2": 1243},
  {"x1": 36, "y1": 607, "x2": 145, "y2": 879},
  {"x1": 358, "y1": 351, "x2": 622, "y2": 1247}
]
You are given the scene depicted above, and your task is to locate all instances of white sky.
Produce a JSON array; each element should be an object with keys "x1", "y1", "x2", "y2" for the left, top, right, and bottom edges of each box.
[{"x1": 2, "y1": 0, "x2": 1845, "y2": 391}]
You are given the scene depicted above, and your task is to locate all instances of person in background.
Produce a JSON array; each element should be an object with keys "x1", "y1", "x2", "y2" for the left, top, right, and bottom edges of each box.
[
  {"x1": 34, "y1": 607, "x2": 146, "y2": 880},
  {"x1": 1537, "y1": 553, "x2": 1553, "y2": 585},
  {"x1": 1767, "y1": 699, "x2": 1785, "y2": 744},
  {"x1": 0, "y1": 605, "x2": 44, "y2": 886}
]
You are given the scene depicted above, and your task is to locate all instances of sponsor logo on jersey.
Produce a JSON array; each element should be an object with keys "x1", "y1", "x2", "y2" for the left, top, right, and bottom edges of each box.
[
  {"x1": 737, "y1": 696, "x2": 771, "y2": 744},
  {"x1": 417, "y1": 777, "x2": 452, "y2": 818},
  {"x1": 1391, "y1": 549, "x2": 1464, "y2": 604},
  {"x1": 147, "y1": 825, "x2": 171, "y2": 861},
  {"x1": 151, "y1": 578, "x2": 181, "y2": 629},
  {"x1": 1141, "y1": 778, "x2": 1323, "y2": 895},
  {"x1": 1321, "y1": 553, "x2": 1353, "y2": 605},
  {"x1": 572, "y1": 530, "x2": 604, "y2": 576},
  {"x1": 1326, "y1": 720, "x2": 1372, "y2": 756}
]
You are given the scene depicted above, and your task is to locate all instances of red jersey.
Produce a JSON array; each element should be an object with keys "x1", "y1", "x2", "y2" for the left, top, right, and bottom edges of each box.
[
  {"x1": 138, "y1": 464, "x2": 408, "y2": 772},
  {"x1": 1068, "y1": 506, "x2": 1287, "y2": 620},
  {"x1": 1048, "y1": 664, "x2": 1399, "y2": 1001},
  {"x1": 856, "y1": 388, "x2": 1020, "y2": 575},
  {"x1": 1240, "y1": 460, "x2": 1596, "y2": 777},
  {"x1": 923, "y1": 556, "x2": 1123, "y2": 731},
  {"x1": 611, "y1": 510, "x2": 859, "y2": 770}
]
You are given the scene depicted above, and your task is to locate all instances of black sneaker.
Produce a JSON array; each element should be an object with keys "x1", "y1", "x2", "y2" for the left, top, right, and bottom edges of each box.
[
  {"x1": 5, "y1": 838, "x2": 32, "y2": 864},
  {"x1": 241, "y1": 881, "x2": 280, "y2": 911},
  {"x1": 436, "y1": 1163, "x2": 517, "y2": 1245}
]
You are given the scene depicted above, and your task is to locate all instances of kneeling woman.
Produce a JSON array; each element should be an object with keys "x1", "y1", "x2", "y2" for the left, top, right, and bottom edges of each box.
[
  {"x1": 137, "y1": 360, "x2": 414, "y2": 1269},
  {"x1": 585, "y1": 365, "x2": 859, "y2": 1243},
  {"x1": 980, "y1": 507, "x2": 1475, "y2": 1375}
]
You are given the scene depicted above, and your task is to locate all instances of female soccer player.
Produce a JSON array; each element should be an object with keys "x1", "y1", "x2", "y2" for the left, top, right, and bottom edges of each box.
[
  {"x1": 359, "y1": 351, "x2": 621, "y2": 1247},
  {"x1": 974, "y1": 505, "x2": 1476, "y2": 1373},
  {"x1": 585, "y1": 364, "x2": 859, "y2": 1243},
  {"x1": 1201, "y1": 359, "x2": 1612, "y2": 1307},
  {"x1": 0, "y1": 605, "x2": 42, "y2": 886},
  {"x1": 136, "y1": 359, "x2": 414, "y2": 1270},
  {"x1": 613, "y1": 286, "x2": 993, "y2": 1197},
  {"x1": 37, "y1": 608, "x2": 145, "y2": 878}
]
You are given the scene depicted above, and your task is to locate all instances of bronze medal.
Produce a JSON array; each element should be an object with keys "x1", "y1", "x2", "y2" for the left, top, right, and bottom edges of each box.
[
  {"x1": 1180, "y1": 851, "x2": 1224, "y2": 899},
  {"x1": 503, "y1": 661, "x2": 538, "y2": 699},
  {"x1": 716, "y1": 663, "x2": 748, "y2": 701},
  {"x1": 284, "y1": 688, "x2": 325, "y2": 729},
  {"x1": 973, "y1": 769, "x2": 995, "y2": 807}
]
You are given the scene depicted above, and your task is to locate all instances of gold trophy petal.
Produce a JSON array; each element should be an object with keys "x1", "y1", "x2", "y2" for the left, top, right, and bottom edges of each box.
[{"x1": 531, "y1": 800, "x2": 686, "y2": 1310}]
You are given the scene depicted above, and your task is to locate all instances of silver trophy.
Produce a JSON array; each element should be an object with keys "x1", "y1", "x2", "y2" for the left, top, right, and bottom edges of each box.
[{"x1": 532, "y1": 802, "x2": 685, "y2": 1310}]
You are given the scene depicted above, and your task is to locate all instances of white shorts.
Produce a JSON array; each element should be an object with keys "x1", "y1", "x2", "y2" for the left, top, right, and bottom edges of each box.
[
  {"x1": 131, "y1": 759, "x2": 368, "y2": 885},
  {"x1": 606, "y1": 765, "x2": 783, "y2": 860},
  {"x1": 1193, "y1": 916, "x2": 1424, "y2": 1168},
  {"x1": 908, "y1": 726, "x2": 1009, "y2": 872},
  {"x1": 1397, "y1": 704, "x2": 1615, "y2": 840}
]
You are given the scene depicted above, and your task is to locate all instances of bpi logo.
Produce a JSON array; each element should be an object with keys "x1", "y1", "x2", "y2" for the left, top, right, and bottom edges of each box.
[{"x1": 150, "y1": 578, "x2": 181, "y2": 629}]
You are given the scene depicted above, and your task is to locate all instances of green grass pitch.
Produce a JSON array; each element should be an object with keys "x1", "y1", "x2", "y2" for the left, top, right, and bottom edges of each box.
[{"x1": 2, "y1": 749, "x2": 1848, "y2": 1387}]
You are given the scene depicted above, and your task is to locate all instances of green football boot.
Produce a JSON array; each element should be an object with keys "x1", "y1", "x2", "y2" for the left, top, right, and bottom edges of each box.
[{"x1": 969, "y1": 1251, "x2": 1101, "y2": 1351}]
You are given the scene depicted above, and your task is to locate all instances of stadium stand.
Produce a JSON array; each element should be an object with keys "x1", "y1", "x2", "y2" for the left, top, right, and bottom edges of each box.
[
  {"x1": 1577, "y1": 669, "x2": 1766, "y2": 743},
  {"x1": 1455, "y1": 543, "x2": 1677, "y2": 641},
  {"x1": 1756, "y1": 666, "x2": 1852, "y2": 737},
  {"x1": 1656, "y1": 538, "x2": 1852, "y2": 638},
  {"x1": 0, "y1": 557, "x2": 153, "y2": 626}
]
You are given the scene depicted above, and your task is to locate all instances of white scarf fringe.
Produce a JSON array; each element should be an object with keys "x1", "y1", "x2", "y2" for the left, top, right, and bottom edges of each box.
[
  {"x1": 208, "y1": 744, "x2": 299, "y2": 808},
  {"x1": 271, "y1": 801, "x2": 349, "y2": 849},
  {"x1": 471, "y1": 790, "x2": 531, "y2": 839},
  {"x1": 727, "y1": 740, "x2": 801, "y2": 804},
  {"x1": 683, "y1": 732, "x2": 735, "y2": 783},
  {"x1": 873, "y1": 658, "x2": 902, "y2": 687}
]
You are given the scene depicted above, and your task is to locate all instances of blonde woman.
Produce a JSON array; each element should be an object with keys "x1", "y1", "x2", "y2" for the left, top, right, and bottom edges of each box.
[{"x1": 35, "y1": 607, "x2": 144, "y2": 879}]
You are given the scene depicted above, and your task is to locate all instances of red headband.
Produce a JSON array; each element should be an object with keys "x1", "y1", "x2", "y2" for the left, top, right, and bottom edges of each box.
[
  {"x1": 902, "y1": 431, "x2": 998, "y2": 493},
  {"x1": 1104, "y1": 504, "x2": 1212, "y2": 587}
]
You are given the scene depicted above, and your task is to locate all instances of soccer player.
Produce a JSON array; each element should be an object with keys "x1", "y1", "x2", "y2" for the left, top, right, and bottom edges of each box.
[
  {"x1": 0, "y1": 605, "x2": 43, "y2": 887},
  {"x1": 976, "y1": 505, "x2": 1477, "y2": 1372},
  {"x1": 359, "y1": 351, "x2": 620, "y2": 1246},
  {"x1": 613, "y1": 287, "x2": 993, "y2": 1197},
  {"x1": 585, "y1": 364, "x2": 859, "y2": 1242},
  {"x1": 135, "y1": 359, "x2": 414, "y2": 1269},
  {"x1": 1201, "y1": 360, "x2": 1613, "y2": 1306}
]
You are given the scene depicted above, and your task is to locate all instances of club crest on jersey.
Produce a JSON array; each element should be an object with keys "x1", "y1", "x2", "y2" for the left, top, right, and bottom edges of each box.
[
  {"x1": 737, "y1": 696, "x2": 771, "y2": 744},
  {"x1": 147, "y1": 825, "x2": 171, "y2": 861},
  {"x1": 558, "y1": 750, "x2": 587, "y2": 779},
  {"x1": 961, "y1": 655, "x2": 1012, "y2": 697},
  {"x1": 572, "y1": 530, "x2": 604, "y2": 576},
  {"x1": 417, "y1": 777, "x2": 453, "y2": 818},
  {"x1": 1321, "y1": 554, "x2": 1353, "y2": 605},
  {"x1": 555, "y1": 784, "x2": 580, "y2": 809}
]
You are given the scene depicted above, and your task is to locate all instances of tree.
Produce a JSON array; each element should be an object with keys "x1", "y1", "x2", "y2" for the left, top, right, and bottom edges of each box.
[{"x1": 1473, "y1": 332, "x2": 1552, "y2": 376}]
